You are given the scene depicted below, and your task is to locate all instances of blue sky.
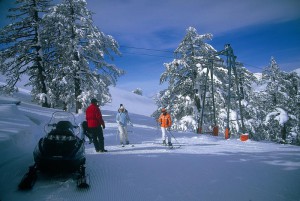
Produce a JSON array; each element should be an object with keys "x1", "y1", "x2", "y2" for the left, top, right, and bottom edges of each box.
[{"x1": 1, "y1": 0, "x2": 300, "y2": 97}]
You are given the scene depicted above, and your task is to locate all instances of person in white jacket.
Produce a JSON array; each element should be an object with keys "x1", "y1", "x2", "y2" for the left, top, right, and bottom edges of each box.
[{"x1": 116, "y1": 105, "x2": 132, "y2": 146}]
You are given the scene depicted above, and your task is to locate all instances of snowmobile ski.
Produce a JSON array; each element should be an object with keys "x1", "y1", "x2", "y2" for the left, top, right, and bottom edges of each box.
[
  {"x1": 77, "y1": 165, "x2": 90, "y2": 188},
  {"x1": 18, "y1": 164, "x2": 38, "y2": 190}
]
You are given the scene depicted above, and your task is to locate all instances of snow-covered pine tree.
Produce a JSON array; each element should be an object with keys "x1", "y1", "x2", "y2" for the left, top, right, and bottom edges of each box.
[
  {"x1": 255, "y1": 57, "x2": 300, "y2": 143},
  {"x1": 152, "y1": 89, "x2": 176, "y2": 127},
  {"x1": 0, "y1": 0, "x2": 52, "y2": 107},
  {"x1": 230, "y1": 64, "x2": 258, "y2": 138},
  {"x1": 156, "y1": 27, "x2": 260, "y2": 136},
  {"x1": 132, "y1": 88, "x2": 143, "y2": 96},
  {"x1": 42, "y1": 0, "x2": 124, "y2": 112},
  {"x1": 284, "y1": 71, "x2": 300, "y2": 144},
  {"x1": 157, "y1": 27, "x2": 229, "y2": 132}
]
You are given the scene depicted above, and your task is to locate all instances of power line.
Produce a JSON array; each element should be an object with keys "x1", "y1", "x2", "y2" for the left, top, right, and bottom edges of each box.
[
  {"x1": 241, "y1": 62, "x2": 265, "y2": 71},
  {"x1": 121, "y1": 51, "x2": 173, "y2": 59},
  {"x1": 119, "y1": 45, "x2": 267, "y2": 71},
  {"x1": 120, "y1": 45, "x2": 174, "y2": 53}
]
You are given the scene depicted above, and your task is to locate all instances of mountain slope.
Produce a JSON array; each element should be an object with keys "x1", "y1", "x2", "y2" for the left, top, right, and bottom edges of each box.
[{"x1": 102, "y1": 86, "x2": 156, "y2": 116}]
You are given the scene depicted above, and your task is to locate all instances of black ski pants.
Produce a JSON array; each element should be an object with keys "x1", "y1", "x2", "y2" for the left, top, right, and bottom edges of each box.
[{"x1": 89, "y1": 126, "x2": 104, "y2": 151}]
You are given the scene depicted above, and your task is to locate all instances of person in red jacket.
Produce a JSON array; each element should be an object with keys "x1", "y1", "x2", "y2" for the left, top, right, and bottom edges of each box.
[{"x1": 86, "y1": 98, "x2": 107, "y2": 152}]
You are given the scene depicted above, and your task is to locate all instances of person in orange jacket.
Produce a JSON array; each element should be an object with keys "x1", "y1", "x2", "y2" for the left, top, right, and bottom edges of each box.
[
  {"x1": 158, "y1": 108, "x2": 172, "y2": 146},
  {"x1": 86, "y1": 98, "x2": 107, "y2": 152}
]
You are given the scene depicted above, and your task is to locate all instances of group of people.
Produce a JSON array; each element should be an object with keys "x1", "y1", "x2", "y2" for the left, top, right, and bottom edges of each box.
[{"x1": 83, "y1": 98, "x2": 173, "y2": 152}]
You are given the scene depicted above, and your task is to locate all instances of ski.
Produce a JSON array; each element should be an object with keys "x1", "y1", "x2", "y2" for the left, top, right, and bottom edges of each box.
[
  {"x1": 163, "y1": 143, "x2": 181, "y2": 149},
  {"x1": 168, "y1": 145, "x2": 181, "y2": 149},
  {"x1": 121, "y1": 144, "x2": 134, "y2": 148}
]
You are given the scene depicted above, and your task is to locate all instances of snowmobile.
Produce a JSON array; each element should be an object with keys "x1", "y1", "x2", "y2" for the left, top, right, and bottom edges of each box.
[{"x1": 18, "y1": 111, "x2": 89, "y2": 190}]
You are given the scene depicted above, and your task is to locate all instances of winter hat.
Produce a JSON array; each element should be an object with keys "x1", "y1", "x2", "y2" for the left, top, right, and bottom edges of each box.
[{"x1": 91, "y1": 98, "x2": 98, "y2": 103}]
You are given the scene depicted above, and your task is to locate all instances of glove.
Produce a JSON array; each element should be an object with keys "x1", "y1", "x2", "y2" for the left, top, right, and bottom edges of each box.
[
  {"x1": 167, "y1": 127, "x2": 171, "y2": 131},
  {"x1": 102, "y1": 124, "x2": 105, "y2": 129}
]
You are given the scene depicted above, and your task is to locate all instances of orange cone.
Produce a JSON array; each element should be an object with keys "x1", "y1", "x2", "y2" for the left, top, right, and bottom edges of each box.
[
  {"x1": 240, "y1": 133, "x2": 249, "y2": 141},
  {"x1": 225, "y1": 128, "x2": 230, "y2": 139},
  {"x1": 213, "y1": 126, "x2": 218, "y2": 136}
]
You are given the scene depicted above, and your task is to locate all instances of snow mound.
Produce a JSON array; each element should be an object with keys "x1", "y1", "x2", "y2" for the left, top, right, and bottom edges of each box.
[
  {"x1": 0, "y1": 102, "x2": 35, "y2": 164},
  {"x1": 102, "y1": 86, "x2": 156, "y2": 116},
  {"x1": 0, "y1": 96, "x2": 21, "y2": 105}
]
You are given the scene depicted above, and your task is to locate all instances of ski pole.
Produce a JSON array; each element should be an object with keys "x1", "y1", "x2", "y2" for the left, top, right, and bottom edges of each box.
[
  {"x1": 168, "y1": 130, "x2": 181, "y2": 148},
  {"x1": 116, "y1": 129, "x2": 119, "y2": 143},
  {"x1": 156, "y1": 121, "x2": 161, "y2": 136}
]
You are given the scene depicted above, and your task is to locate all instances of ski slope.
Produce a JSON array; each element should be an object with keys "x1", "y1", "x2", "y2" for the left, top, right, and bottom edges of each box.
[{"x1": 0, "y1": 87, "x2": 300, "y2": 201}]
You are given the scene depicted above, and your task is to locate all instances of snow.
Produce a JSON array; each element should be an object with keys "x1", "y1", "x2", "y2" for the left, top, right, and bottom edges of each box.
[
  {"x1": 0, "y1": 96, "x2": 21, "y2": 105},
  {"x1": 292, "y1": 68, "x2": 300, "y2": 76},
  {"x1": 102, "y1": 86, "x2": 157, "y2": 116},
  {"x1": 265, "y1": 108, "x2": 289, "y2": 126},
  {"x1": 1, "y1": 88, "x2": 300, "y2": 201}
]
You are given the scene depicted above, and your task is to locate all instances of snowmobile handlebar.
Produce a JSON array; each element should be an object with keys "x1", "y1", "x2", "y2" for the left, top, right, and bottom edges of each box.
[{"x1": 47, "y1": 123, "x2": 79, "y2": 128}]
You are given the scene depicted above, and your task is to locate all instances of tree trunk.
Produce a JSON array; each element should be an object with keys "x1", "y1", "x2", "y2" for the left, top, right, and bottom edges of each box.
[
  {"x1": 33, "y1": 0, "x2": 49, "y2": 107},
  {"x1": 281, "y1": 123, "x2": 287, "y2": 142}
]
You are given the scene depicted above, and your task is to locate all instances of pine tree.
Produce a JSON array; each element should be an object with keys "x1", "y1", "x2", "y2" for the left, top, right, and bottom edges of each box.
[
  {"x1": 42, "y1": 0, "x2": 124, "y2": 112},
  {"x1": 132, "y1": 88, "x2": 143, "y2": 96},
  {"x1": 0, "y1": 0, "x2": 52, "y2": 107},
  {"x1": 231, "y1": 64, "x2": 258, "y2": 138},
  {"x1": 156, "y1": 27, "x2": 261, "y2": 136},
  {"x1": 157, "y1": 27, "x2": 228, "y2": 132},
  {"x1": 255, "y1": 57, "x2": 300, "y2": 143}
]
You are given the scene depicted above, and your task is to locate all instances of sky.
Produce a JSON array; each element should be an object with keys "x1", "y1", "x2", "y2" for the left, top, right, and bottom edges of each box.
[{"x1": 0, "y1": 0, "x2": 300, "y2": 96}]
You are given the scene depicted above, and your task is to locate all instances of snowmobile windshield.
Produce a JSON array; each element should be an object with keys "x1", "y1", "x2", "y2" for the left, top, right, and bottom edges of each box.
[{"x1": 45, "y1": 111, "x2": 80, "y2": 135}]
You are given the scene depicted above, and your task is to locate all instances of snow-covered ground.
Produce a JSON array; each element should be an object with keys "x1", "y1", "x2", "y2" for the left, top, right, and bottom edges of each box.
[{"x1": 1, "y1": 88, "x2": 300, "y2": 201}]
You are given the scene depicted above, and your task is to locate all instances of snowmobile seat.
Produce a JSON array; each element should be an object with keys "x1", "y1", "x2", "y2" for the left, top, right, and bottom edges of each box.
[
  {"x1": 46, "y1": 121, "x2": 74, "y2": 137},
  {"x1": 56, "y1": 121, "x2": 73, "y2": 130}
]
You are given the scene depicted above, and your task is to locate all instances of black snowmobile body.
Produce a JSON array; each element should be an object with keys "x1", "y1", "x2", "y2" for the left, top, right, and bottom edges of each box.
[
  {"x1": 19, "y1": 111, "x2": 89, "y2": 190},
  {"x1": 34, "y1": 121, "x2": 85, "y2": 172}
]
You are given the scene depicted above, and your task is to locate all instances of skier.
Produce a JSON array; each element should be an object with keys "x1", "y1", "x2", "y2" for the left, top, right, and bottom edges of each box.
[
  {"x1": 116, "y1": 105, "x2": 133, "y2": 146},
  {"x1": 158, "y1": 108, "x2": 172, "y2": 146},
  {"x1": 85, "y1": 98, "x2": 107, "y2": 152}
]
